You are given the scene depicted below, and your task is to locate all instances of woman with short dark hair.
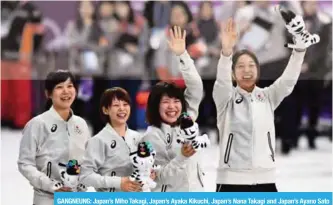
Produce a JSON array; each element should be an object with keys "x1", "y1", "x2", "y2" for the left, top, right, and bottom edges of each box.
[
  {"x1": 142, "y1": 26, "x2": 206, "y2": 192},
  {"x1": 18, "y1": 70, "x2": 90, "y2": 205},
  {"x1": 79, "y1": 87, "x2": 150, "y2": 192}
]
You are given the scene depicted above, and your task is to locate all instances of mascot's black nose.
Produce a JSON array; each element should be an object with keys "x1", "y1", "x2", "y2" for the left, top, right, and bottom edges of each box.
[{"x1": 280, "y1": 8, "x2": 296, "y2": 23}]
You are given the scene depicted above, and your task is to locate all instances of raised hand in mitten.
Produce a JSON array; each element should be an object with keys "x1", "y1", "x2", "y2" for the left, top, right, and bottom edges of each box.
[{"x1": 276, "y1": 6, "x2": 320, "y2": 50}]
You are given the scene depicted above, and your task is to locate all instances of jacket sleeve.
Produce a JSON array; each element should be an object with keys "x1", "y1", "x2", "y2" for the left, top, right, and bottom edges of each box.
[
  {"x1": 212, "y1": 53, "x2": 234, "y2": 116},
  {"x1": 79, "y1": 137, "x2": 121, "y2": 189},
  {"x1": 142, "y1": 131, "x2": 189, "y2": 187},
  {"x1": 17, "y1": 118, "x2": 55, "y2": 193},
  {"x1": 265, "y1": 50, "x2": 306, "y2": 110},
  {"x1": 178, "y1": 51, "x2": 204, "y2": 121}
]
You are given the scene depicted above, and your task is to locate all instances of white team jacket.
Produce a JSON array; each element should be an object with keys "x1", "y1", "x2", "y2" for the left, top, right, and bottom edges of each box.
[
  {"x1": 80, "y1": 124, "x2": 142, "y2": 192},
  {"x1": 213, "y1": 50, "x2": 306, "y2": 185},
  {"x1": 17, "y1": 106, "x2": 90, "y2": 204},
  {"x1": 142, "y1": 50, "x2": 205, "y2": 192}
]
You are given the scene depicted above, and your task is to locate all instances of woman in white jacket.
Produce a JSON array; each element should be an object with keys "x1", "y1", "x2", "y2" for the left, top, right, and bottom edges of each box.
[
  {"x1": 18, "y1": 70, "x2": 90, "y2": 205},
  {"x1": 213, "y1": 11, "x2": 320, "y2": 192},
  {"x1": 80, "y1": 87, "x2": 144, "y2": 192},
  {"x1": 141, "y1": 26, "x2": 205, "y2": 192}
]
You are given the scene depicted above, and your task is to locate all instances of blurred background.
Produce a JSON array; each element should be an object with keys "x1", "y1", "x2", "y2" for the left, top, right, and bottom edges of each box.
[{"x1": 0, "y1": 0, "x2": 332, "y2": 200}]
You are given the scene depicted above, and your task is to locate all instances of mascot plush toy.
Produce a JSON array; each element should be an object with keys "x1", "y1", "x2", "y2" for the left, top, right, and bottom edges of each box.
[
  {"x1": 129, "y1": 142, "x2": 161, "y2": 192},
  {"x1": 176, "y1": 112, "x2": 210, "y2": 151},
  {"x1": 52, "y1": 159, "x2": 87, "y2": 192},
  {"x1": 276, "y1": 5, "x2": 320, "y2": 49}
]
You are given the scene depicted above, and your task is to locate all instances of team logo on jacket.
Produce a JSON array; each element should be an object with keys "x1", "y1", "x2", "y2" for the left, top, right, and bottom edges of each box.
[
  {"x1": 51, "y1": 124, "x2": 57, "y2": 132},
  {"x1": 235, "y1": 96, "x2": 243, "y2": 104},
  {"x1": 74, "y1": 125, "x2": 82, "y2": 135},
  {"x1": 256, "y1": 93, "x2": 265, "y2": 102},
  {"x1": 111, "y1": 140, "x2": 117, "y2": 149}
]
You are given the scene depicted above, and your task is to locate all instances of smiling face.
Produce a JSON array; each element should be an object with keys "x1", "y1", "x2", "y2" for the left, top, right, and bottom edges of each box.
[
  {"x1": 103, "y1": 98, "x2": 131, "y2": 127},
  {"x1": 100, "y1": 87, "x2": 131, "y2": 126},
  {"x1": 233, "y1": 53, "x2": 259, "y2": 92},
  {"x1": 47, "y1": 78, "x2": 76, "y2": 110},
  {"x1": 159, "y1": 95, "x2": 182, "y2": 124}
]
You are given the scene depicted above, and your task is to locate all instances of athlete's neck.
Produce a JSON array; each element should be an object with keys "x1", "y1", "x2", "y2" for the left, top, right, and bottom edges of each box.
[
  {"x1": 111, "y1": 123, "x2": 127, "y2": 137},
  {"x1": 54, "y1": 106, "x2": 71, "y2": 121},
  {"x1": 240, "y1": 84, "x2": 255, "y2": 93}
]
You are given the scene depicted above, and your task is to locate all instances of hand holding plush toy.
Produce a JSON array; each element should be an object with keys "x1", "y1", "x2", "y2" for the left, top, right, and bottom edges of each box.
[
  {"x1": 52, "y1": 159, "x2": 87, "y2": 192},
  {"x1": 276, "y1": 5, "x2": 320, "y2": 50},
  {"x1": 129, "y1": 142, "x2": 161, "y2": 192},
  {"x1": 176, "y1": 112, "x2": 210, "y2": 151}
]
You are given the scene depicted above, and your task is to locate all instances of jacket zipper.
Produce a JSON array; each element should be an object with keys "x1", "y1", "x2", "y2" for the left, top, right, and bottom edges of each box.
[
  {"x1": 267, "y1": 132, "x2": 275, "y2": 162},
  {"x1": 224, "y1": 133, "x2": 233, "y2": 163},
  {"x1": 46, "y1": 162, "x2": 52, "y2": 178},
  {"x1": 66, "y1": 123, "x2": 70, "y2": 137},
  {"x1": 197, "y1": 163, "x2": 204, "y2": 187},
  {"x1": 110, "y1": 171, "x2": 116, "y2": 192},
  {"x1": 250, "y1": 95, "x2": 255, "y2": 168}
]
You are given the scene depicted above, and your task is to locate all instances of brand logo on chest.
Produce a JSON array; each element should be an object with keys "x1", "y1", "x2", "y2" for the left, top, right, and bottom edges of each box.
[
  {"x1": 51, "y1": 124, "x2": 57, "y2": 132},
  {"x1": 111, "y1": 140, "x2": 117, "y2": 149},
  {"x1": 235, "y1": 96, "x2": 243, "y2": 104}
]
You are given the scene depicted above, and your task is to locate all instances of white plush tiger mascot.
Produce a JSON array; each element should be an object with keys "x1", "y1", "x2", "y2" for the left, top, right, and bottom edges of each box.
[
  {"x1": 129, "y1": 142, "x2": 161, "y2": 192},
  {"x1": 52, "y1": 159, "x2": 87, "y2": 192},
  {"x1": 276, "y1": 5, "x2": 320, "y2": 49},
  {"x1": 176, "y1": 112, "x2": 210, "y2": 151}
]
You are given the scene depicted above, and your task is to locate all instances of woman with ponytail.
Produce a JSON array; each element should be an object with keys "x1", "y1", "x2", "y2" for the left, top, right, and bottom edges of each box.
[{"x1": 18, "y1": 70, "x2": 90, "y2": 205}]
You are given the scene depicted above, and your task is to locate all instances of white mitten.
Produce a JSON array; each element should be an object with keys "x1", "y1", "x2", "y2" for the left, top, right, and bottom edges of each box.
[{"x1": 286, "y1": 31, "x2": 320, "y2": 50}]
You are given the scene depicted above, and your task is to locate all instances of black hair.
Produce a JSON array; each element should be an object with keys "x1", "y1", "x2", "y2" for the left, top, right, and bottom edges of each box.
[
  {"x1": 99, "y1": 87, "x2": 132, "y2": 125},
  {"x1": 146, "y1": 82, "x2": 187, "y2": 128},
  {"x1": 232, "y1": 49, "x2": 260, "y2": 77},
  {"x1": 44, "y1": 70, "x2": 77, "y2": 110}
]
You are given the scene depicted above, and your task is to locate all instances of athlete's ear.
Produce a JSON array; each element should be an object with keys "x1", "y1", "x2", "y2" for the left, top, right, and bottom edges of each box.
[
  {"x1": 232, "y1": 72, "x2": 236, "y2": 81},
  {"x1": 102, "y1": 106, "x2": 108, "y2": 115},
  {"x1": 45, "y1": 90, "x2": 51, "y2": 99}
]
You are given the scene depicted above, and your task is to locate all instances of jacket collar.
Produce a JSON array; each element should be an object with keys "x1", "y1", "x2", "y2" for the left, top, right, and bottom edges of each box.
[
  {"x1": 236, "y1": 85, "x2": 259, "y2": 96},
  {"x1": 105, "y1": 123, "x2": 128, "y2": 137},
  {"x1": 48, "y1": 106, "x2": 74, "y2": 122}
]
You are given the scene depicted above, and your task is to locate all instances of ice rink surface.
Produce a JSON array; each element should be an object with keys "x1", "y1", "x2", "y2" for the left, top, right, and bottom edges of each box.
[{"x1": 1, "y1": 128, "x2": 332, "y2": 205}]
